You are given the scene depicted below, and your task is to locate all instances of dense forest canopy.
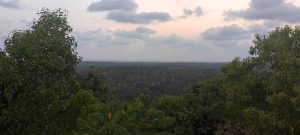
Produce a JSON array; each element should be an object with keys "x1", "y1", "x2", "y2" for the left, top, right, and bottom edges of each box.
[
  {"x1": 0, "y1": 9, "x2": 300, "y2": 135},
  {"x1": 77, "y1": 62, "x2": 224, "y2": 100}
]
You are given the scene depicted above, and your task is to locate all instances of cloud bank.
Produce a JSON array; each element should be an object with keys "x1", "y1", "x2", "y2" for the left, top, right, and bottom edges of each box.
[
  {"x1": 106, "y1": 11, "x2": 172, "y2": 24},
  {"x1": 224, "y1": 0, "x2": 300, "y2": 23},
  {"x1": 88, "y1": 0, "x2": 172, "y2": 24},
  {"x1": 202, "y1": 24, "x2": 250, "y2": 41},
  {"x1": 74, "y1": 23, "x2": 271, "y2": 61},
  {"x1": 88, "y1": 0, "x2": 137, "y2": 12},
  {"x1": 0, "y1": 0, "x2": 22, "y2": 9}
]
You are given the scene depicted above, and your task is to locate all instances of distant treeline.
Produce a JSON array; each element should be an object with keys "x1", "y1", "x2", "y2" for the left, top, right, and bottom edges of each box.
[{"x1": 77, "y1": 62, "x2": 225, "y2": 100}]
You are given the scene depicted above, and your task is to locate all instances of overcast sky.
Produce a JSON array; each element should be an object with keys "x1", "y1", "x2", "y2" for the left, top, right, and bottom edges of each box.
[{"x1": 0, "y1": 0, "x2": 300, "y2": 62}]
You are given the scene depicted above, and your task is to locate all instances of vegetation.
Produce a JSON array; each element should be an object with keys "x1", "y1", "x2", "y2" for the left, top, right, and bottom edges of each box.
[
  {"x1": 0, "y1": 9, "x2": 299, "y2": 135},
  {"x1": 77, "y1": 62, "x2": 224, "y2": 101}
]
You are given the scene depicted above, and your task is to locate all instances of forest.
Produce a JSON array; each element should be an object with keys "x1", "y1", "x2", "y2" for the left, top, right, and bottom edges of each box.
[
  {"x1": 77, "y1": 62, "x2": 224, "y2": 100},
  {"x1": 0, "y1": 9, "x2": 300, "y2": 135}
]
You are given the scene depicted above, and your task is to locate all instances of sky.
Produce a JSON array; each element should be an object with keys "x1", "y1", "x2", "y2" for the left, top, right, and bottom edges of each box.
[{"x1": 0, "y1": 0, "x2": 300, "y2": 62}]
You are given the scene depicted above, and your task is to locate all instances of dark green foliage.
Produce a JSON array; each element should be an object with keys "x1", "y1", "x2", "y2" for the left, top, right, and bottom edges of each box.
[
  {"x1": 77, "y1": 62, "x2": 224, "y2": 100},
  {"x1": 149, "y1": 95, "x2": 220, "y2": 135},
  {"x1": 5, "y1": 9, "x2": 80, "y2": 87},
  {"x1": 200, "y1": 26, "x2": 300, "y2": 135},
  {"x1": 79, "y1": 66, "x2": 112, "y2": 102},
  {"x1": 0, "y1": 8, "x2": 81, "y2": 135}
]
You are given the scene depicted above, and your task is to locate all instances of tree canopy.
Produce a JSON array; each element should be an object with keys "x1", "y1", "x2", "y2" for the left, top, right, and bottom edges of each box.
[
  {"x1": 198, "y1": 25, "x2": 300, "y2": 135},
  {"x1": 0, "y1": 8, "x2": 82, "y2": 135}
]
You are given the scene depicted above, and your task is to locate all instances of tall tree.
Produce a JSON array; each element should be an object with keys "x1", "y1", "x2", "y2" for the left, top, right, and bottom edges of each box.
[
  {"x1": 4, "y1": 8, "x2": 80, "y2": 87},
  {"x1": 0, "y1": 8, "x2": 81, "y2": 135},
  {"x1": 245, "y1": 25, "x2": 300, "y2": 135},
  {"x1": 200, "y1": 25, "x2": 300, "y2": 135}
]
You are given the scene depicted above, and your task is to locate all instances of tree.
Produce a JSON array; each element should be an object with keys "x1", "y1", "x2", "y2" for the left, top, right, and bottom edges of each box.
[
  {"x1": 0, "y1": 8, "x2": 81, "y2": 135},
  {"x1": 245, "y1": 25, "x2": 300, "y2": 134},
  {"x1": 4, "y1": 8, "x2": 80, "y2": 86},
  {"x1": 199, "y1": 25, "x2": 300, "y2": 135},
  {"x1": 67, "y1": 90, "x2": 107, "y2": 135},
  {"x1": 80, "y1": 66, "x2": 112, "y2": 102}
]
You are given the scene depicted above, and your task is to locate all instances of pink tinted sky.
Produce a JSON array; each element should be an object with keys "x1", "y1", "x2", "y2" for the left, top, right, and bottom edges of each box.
[{"x1": 1, "y1": 0, "x2": 300, "y2": 61}]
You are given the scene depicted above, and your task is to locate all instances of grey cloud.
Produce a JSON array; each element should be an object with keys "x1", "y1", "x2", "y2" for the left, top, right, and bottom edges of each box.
[
  {"x1": 0, "y1": 0, "x2": 22, "y2": 9},
  {"x1": 88, "y1": 0, "x2": 137, "y2": 12},
  {"x1": 114, "y1": 30, "x2": 145, "y2": 39},
  {"x1": 113, "y1": 27, "x2": 155, "y2": 39},
  {"x1": 76, "y1": 24, "x2": 257, "y2": 50},
  {"x1": 75, "y1": 29, "x2": 114, "y2": 46},
  {"x1": 87, "y1": 0, "x2": 173, "y2": 24},
  {"x1": 200, "y1": 22, "x2": 284, "y2": 50},
  {"x1": 135, "y1": 26, "x2": 156, "y2": 34},
  {"x1": 145, "y1": 34, "x2": 212, "y2": 53},
  {"x1": 183, "y1": 9, "x2": 193, "y2": 16},
  {"x1": 200, "y1": 24, "x2": 270, "y2": 51},
  {"x1": 195, "y1": 7, "x2": 203, "y2": 16},
  {"x1": 143, "y1": 34, "x2": 185, "y2": 47},
  {"x1": 75, "y1": 28, "x2": 154, "y2": 47},
  {"x1": 202, "y1": 24, "x2": 251, "y2": 41},
  {"x1": 224, "y1": 0, "x2": 300, "y2": 23},
  {"x1": 263, "y1": 20, "x2": 284, "y2": 28},
  {"x1": 247, "y1": 21, "x2": 284, "y2": 34},
  {"x1": 106, "y1": 11, "x2": 172, "y2": 24},
  {"x1": 75, "y1": 27, "x2": 252, "y2": 62},
  {"x1": 111, "y1": 28, "x2": 193, "y2": 48},
  {"x1": 181, "y1": 6, "x2": 204, "y2": 18},
  {"x1": 76, "y1": 27, "x2": 203, "y2": 48}
]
